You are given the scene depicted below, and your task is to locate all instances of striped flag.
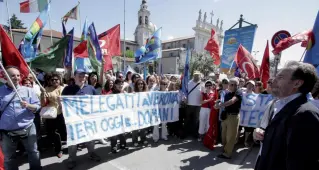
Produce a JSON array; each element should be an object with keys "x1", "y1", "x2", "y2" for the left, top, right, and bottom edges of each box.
[
  {"x1": 62, "y1": 3, "x2": 79, "y2": 23},
  {"x1": 81, "y1": 17, "x2": 88, "y2": 41},
  {"x1": 20, "y1": 0, "x2": 48, "y2": 13}
]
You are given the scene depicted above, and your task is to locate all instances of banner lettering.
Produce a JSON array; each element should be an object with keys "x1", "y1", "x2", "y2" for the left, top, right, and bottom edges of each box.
[{"x1": 61, "y1": 91, "x2": 179, "y2": 146}]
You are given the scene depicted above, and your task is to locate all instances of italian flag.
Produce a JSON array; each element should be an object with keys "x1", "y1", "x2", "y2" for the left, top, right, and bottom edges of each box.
[{"x1": 20, "y1": 0, "x2": 48, "y2": 13}]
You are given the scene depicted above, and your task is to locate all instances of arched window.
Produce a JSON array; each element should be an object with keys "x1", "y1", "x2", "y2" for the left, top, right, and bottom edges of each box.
[
  {"x1": 145, "y1": 16, "x2": 149, "y2": 25},
  {"x1": 139, "y1": 16, "x2": 142, "y2": 25}
]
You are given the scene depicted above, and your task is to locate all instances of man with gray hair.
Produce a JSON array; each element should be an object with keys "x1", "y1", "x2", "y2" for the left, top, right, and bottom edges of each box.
[
  {"x1": 215, "y1": 77, "x2": 242, "y2": 159},
  {"x1": 254, "y1": 61, "x2": 319, "y2": 170}
]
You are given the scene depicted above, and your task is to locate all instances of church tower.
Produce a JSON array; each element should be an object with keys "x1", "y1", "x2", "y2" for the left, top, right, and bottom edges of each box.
[{"x1": 134, "y1": 0, "x2": 154, "y2": 47}]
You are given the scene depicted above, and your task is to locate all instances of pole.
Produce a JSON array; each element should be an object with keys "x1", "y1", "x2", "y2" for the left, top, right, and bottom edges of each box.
[
  {"x1": 5, "y1": 0, "x2": 13, "y2": 40},
  {"x1": 78, "y1": 1, "x2": 82, "y2": 36},
  {"x1": 48, "y1": 12, "x2": 53, "y2": 45},
  {"x1": 123, "y1": 0, "x2": 126, "y2": 71},
  {"x1": 274, "y1": 53, "x2": 281, "y2": 77},
  {"x1": 0, "y1": 62, "x2": 22, "y2": 101},
  {"x1": 299, "y1": 49, "x2": 307, "y2": 62}
]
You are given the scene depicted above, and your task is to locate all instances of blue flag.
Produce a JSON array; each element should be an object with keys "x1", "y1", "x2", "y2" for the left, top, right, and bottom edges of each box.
[
  {"x1": 62, "y1": 22, "x2": 67, "y2": 37},
  {"x1": 81, "y1": 17, "x2": 88, "y2": 41},
  {"x1": 75, "y1": 58, "x2": 93, "y2": 73},
  {"x1": 234, "y1": 66, "x2": 241, "y2": 78},
  {"x1": 182, "y1": 48, "x2": 190, "y2": 96},
  {"x1": 64, "y1": 28, "x2": 74, "y2": 68},
  {"x1": 88, "y1": 22, "x2": 102, "y2": 61},
  {"x1": 135, "y1": 27, "x2": 162, "y2": 64},
  {"x1": 303, "y1": 10, "x2": 319, "y2": 66}
]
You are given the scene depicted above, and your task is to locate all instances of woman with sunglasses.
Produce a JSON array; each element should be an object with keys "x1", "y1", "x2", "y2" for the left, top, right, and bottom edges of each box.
[
  {"x1": 254, "y1": 81, "x2": 264, "y2": 94},
  {"x1": 132, "y1": 79, "x2": 149, "y2": 146},
  {"x1": 152, "y1": 79, "x2": 169, "y2": 142},
  {"x1": 41, "y1": 72, "x2": 66, "y2": 158},
  {"x1": 110, "y1": 79, "x2": 128, "y2": 153},
  {"x1": 198, "y1": 81, "x2": 216, "y2": 141}
]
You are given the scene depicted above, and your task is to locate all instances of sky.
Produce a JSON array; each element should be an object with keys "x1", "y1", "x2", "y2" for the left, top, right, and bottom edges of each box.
[{"x1": 0, "y1": 0, "x2": 318, "y2": 66}]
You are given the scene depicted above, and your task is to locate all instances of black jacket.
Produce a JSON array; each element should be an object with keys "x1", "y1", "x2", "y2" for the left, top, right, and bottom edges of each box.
[{"x1": 255, "y1": 94, "x2": 319, "y2": 170}]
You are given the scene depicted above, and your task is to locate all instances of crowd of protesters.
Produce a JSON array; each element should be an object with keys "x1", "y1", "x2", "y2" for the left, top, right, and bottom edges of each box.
[{"x1": 0, "y1": 60, "x2": 319, "y2": 170}]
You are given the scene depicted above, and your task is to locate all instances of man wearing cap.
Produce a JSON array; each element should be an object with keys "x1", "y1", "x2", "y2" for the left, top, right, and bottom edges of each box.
[
  {"x1": 0, "y1": 67, "x2": 42, "y2": 170},
  {"x1": 185, "y1": 71, "x2": 203, "y2": 138},
  {"x1": 62, "y1": 69, "x2": 101, "y2": 169}
]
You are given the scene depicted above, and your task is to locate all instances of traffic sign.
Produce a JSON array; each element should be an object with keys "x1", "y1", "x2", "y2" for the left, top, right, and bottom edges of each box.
[{"x1": 271, "y1": 30, "x2": 291, "y2": 48}]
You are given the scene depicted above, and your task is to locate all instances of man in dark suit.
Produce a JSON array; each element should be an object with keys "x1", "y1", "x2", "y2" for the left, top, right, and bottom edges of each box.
[{"x1": 254, "y1": 61, "x2": 319, "y2": 170}]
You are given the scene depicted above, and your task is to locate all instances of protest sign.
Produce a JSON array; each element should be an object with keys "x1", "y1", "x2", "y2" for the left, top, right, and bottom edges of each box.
[
  {"x1": 240, "y1": 93, "x2": 273, "y2": 127},
  {"x1": 61, "y1": 91, "x2": 179, "y2": 146}
]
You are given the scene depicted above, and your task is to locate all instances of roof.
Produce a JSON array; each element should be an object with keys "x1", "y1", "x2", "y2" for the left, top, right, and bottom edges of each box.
[
  {"x1": 162, "y1": 36, "x2": 195, "y2": 43},
  {"x1": 12, "y1": 29, "x2": 81, "y2": 41},
  {"x1": 121, "y1": 39, "x2": 138, "y2": 45},
  {"x1": 162, "y1": 48, "x2": 185, "y2": 52}
]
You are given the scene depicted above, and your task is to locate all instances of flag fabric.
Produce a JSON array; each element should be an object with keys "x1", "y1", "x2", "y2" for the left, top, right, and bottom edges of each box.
[
  {"x1": 272, "y1": 30, "x2": 312, "y2": 55},
  {"x1": 30, "y1": 35, "x2": 70, "y2": 73},
  {"x1": 204, "y1": 29, "x2": 220, "y2": 65},
  {"x1": 0, "y1": 25, "x2": 29, "y2": 79},
  {"x1": 64, "y1": 28, "x2": 74, "y2": 68},
  {"x1": 182, "y1": 49, "x2": 190, "y2": 96},
  {"x1": 81, "y1": 18, "x2": 89, "y2": 41},
  {"x1": 99, "y1": 24, "x2": 120, "y2": 71},
  {"x1": 20, "y1": 0, "x2": 48, "y2": 13},
  {"x1": 303, "y1": 10, "x2": 319, "y2": 66},
  {"x1": 260, "y1": 41, "x2": 270, "y2": 89},
  {"x1": 87, "y1": 23, "x2": 102, "y2": 73},
  {"x1": 0, "y1": 0, "x2": 4, "y2": 3},
  {"x1": 21, "y1": 3, "x2": 49, "y2": 62},
  {"x1": 234, "y1": 45, "x2": 260, "y2": 79},
  {"x1": 74, "y1": 58, "x2": 93, "y2": 73},
  {"x1": 234, "y1": 66, "x2": 241, "y2": 78},
  {"x1": 62, "y1": 3, "x2": 79, "y2": 23},
  {"x1": 135, "y1": 28, "x2": 162, "y2": 64}
]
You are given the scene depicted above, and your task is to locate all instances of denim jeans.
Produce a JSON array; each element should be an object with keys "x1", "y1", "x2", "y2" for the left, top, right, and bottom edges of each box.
[{"x1": 1, "y1": 123, "x2": 41, "y2": 170}]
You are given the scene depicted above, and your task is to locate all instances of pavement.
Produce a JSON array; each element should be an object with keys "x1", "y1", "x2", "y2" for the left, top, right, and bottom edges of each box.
[{"x1": 18, "y1": 136, "x2": 259, "y2": 170}]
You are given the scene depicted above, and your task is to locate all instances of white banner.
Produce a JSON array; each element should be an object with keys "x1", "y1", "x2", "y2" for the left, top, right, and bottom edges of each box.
[
  {"x1": 240, "y1": 93, "x2": 273, "y2": 127},
  {"x1": 61, "y1": 91, "x2": 179, "y2": 146}
]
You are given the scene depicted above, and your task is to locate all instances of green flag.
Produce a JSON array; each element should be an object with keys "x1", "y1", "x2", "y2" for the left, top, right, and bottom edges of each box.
[
  {"x1": 87, "y1": 40, "x2": 101, "y2": 74},
  {"x1": 30, "y1": 35, "x2": 70, "y2": 73}
]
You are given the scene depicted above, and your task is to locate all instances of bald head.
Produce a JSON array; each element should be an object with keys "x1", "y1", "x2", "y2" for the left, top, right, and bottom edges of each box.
[{"x1": 6, "y1": 67, "x2": 21, "y2": 87}]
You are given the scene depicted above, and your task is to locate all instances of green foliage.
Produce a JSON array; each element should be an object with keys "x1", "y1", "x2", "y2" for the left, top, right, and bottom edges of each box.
[
  {"x1": 189, "y1": 53, "x2": 218, "y2": 78},
  {"x1": 7, "y1": 14, "x2": 26, "y2": 29},
  {"x1": 121, "y1": 50, "x2": 134, "y2": 58}
]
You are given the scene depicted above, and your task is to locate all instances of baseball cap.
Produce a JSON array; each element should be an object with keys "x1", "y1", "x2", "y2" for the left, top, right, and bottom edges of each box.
[
  {"x1": 74, "y1": 69, "x2": 87, "y2": 75},
  {"x1": 246, "y1": 80, "x2": 256, "y2": 86}
]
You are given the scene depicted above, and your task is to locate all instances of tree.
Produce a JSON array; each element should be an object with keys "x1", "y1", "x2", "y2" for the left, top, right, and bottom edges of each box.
[
  {"x1": 189, "y1": 52, "x2": 218, "y2": 78},
  {"x1": 7, "y1": 14, "x2": 26, "y2": 29},
  {"x1": 121, "y1": 50, "x2": 134, "y2": 58}
]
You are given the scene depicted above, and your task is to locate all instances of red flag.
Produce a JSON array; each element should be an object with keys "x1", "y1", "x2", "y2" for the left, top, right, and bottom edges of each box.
[
  {"x1": 234, "y1": 45, "x2": 260, "y2": 79},
  {"x1": 204, "y1": 29, "x2": 220, "y2": 65},
  {"x1": 99, "y1": 24, "x2": 120, "y2": 71},
  {"x1": 0, "y1": 25, "x2": 29, "y2": 80},
  {"x1": 272, "y1": 30, "x2": 312, "y2": 55},
  {"x1": 73, "y1": 24, "x2": 120, "y2": 71},
  {"x1": 260, "y1": 41, "x2": 270, "y2": 89}
]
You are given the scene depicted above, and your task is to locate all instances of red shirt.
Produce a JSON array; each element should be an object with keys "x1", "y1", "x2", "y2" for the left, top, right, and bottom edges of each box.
[
  {"x1": 102, "y1": 90, "x2": 112, "y2": 95},
  {"x1": 201, "y1": 92, "x2": 215, "y2": 108}
]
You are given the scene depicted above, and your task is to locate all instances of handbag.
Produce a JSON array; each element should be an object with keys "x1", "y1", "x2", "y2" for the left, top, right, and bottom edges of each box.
[
  {"x1": 40, "y1": 106, "x2": 57, "y2": 119},
  {"x1": 5, "y1": 125, "x2": 32, "y2": 142}
]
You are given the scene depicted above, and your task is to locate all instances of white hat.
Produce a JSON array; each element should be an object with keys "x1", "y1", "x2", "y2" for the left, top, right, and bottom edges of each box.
[
  {"x1": 193, "y1": 71, "x2": 201, "y2": 75},
  {"x1": 246, "y1": 80, "x2": 255, "y2": 86}
]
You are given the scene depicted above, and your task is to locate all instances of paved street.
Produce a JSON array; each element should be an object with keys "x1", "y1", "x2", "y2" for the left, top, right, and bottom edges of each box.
[{"x1": 18, "y1": 137, "x2": 259, "y2": 170}]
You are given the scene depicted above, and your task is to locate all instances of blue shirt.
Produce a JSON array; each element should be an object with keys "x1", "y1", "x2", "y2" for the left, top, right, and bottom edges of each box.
[
  {"x1": 0, "y1": 85, "x2": 40, "y2": 131},
  {"x1": 62, "y1": 84, "x2": 97, "y2": 96}
]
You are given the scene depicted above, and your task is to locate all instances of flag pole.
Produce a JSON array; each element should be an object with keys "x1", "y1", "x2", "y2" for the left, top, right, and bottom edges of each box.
[
  {"x1": 78, "y1": 1, "x2": 82, "y2": 34},
  {"x1": 5, "y1": 0, "x2": 13, "y2": 40},
  {"x1": 123, "y1": 0, "x2": 126, "y2": 71},
  {"x1": 299, "y1": 49, "x2": 307, "y2": 62},
  {"x1": 48, "y1": 13, "x2": 53, "y2": 45},
  {"x1": 0, "y1": 62, "x2": 23, "y2": 101}
]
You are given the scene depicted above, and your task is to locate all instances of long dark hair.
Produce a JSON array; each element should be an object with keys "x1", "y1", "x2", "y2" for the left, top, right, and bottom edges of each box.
[
  {"x1": 88, "y1": 72, "x2": 101, "y2": 88},
  {"x1": 104, "y1": 79, "x2": 114, "y2": 92},
  {"x1": 134, "y1": 79, "x2": 148, "y2": 92},
  {"x1": 112, "y1": 79, "x2": 124, "y2": 94},
  {"x1": 125, "y1": 71, "x2": 132, "y2": 82}
]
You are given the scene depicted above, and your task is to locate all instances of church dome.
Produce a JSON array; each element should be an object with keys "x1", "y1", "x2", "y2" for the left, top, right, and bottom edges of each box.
[{"x1": 147, "y1": 22, "x2": 157, "y2": 34}]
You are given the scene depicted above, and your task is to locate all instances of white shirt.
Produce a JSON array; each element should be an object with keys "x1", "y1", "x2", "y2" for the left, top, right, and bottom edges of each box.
[
  {"x1": 33, "y1": 84, "x2": 41, "y2": 97},
  {"x1": 187, "y1": 80, "x2": 202, "y2": 106},
  {"x1": 272, "y1": 93, "x2": 302, "y2": 119}
]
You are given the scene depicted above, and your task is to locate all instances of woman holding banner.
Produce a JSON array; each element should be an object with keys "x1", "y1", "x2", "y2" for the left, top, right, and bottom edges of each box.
[
  {"x1": 132, "y1": 79, "x2": 149, "y2": 146},
  {"x1": 153, "y1": 79, "x2": 169, "y2": 142},
  {"x1": 110, "y1": 79, "x2": 128, "y2": 153}
]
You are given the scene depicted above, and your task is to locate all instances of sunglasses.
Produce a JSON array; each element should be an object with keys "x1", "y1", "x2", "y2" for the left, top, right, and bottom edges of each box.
[
  {"x1": 229, "y1": 84, "x2": 236, "y2": 86},
  {"x1": 161, "y1": 83, "x2": 168, "y2": 86},
  {"x1": 118, "y1": 76, "x2": 123, "y2": 78}
]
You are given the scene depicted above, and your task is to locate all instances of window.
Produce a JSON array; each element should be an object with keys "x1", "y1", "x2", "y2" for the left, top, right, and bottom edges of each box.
[
  {"x1": 170, "y1": 53, "x2": 173, "y2": 57},
  {"x1": 126, "y1": 47, "x2": 130, "y2": 51},
  {"x1": 182, "y1": 44, "x2": 186, "y2": 48}
]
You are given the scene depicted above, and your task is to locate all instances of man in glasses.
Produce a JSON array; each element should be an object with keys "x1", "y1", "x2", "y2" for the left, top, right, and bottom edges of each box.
[{"x1": 215, "y1": 78, "x2": 242, "y2": 159}]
